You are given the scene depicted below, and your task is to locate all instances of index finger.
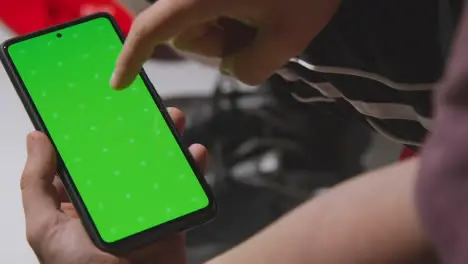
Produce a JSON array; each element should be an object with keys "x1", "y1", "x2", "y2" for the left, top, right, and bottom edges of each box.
[{"x1": 110, "y1": 0, "x2": 216, "y2": 89}]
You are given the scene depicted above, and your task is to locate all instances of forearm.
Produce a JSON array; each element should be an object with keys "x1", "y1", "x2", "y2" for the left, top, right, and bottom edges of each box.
[{"x1": 207, "y1": 157, "x2": 436, "y2": 264}]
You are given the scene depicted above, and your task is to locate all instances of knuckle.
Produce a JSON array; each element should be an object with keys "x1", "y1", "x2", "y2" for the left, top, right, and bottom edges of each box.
[{"x1": 131, "y1": 15, "x2": 153, "y2": 43}]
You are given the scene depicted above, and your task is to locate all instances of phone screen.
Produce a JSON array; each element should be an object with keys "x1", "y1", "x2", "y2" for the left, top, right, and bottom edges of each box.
[{"x1": 7, "y1": 17, "x2": 209, "y2": 243}]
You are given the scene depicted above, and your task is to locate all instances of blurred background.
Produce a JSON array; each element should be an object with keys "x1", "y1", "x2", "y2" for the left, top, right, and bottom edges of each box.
[{"x1": 0, "y1": 1, "x2": 401, "y2": 263}]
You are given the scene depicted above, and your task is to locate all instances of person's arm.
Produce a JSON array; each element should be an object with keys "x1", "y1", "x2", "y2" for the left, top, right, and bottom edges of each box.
[
  {"x1": 416, "y1": 4, "x2": 468, "y2": 264},
  {"x1": 207, "y1": 157, "x2": 437, "y2": 264}
]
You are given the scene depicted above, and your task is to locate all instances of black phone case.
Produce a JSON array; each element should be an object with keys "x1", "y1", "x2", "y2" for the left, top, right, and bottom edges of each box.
[{"x1": 0, "y1": 12, "x2": 216, "y2": 255}]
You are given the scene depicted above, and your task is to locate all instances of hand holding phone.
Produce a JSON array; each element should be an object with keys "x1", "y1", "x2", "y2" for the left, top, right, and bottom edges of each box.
[
  {"x1": 1, "y1": 13, "x2": 216, "y2": 254},
  {"x1": 21, "y1": 108, "x2": 202, "y2": 263}
]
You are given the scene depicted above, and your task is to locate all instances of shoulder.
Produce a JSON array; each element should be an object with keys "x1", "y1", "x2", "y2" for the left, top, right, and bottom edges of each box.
[{"x1": 302, "y1": 0, "x2": 463, "y2": 83}]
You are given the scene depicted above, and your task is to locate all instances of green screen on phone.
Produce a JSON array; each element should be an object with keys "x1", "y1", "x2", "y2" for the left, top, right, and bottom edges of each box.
[{"x1": 7, "y1": 16, "x2": 209, "y2": 243}]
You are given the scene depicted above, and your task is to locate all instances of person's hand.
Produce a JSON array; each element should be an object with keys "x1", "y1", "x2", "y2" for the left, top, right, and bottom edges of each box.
[
  {"x1": 21, "y1": 107, "x2": 207, "y2": 264},
  {"x1": 110, "y1": 0, "x2": 341, "y2": 87}
]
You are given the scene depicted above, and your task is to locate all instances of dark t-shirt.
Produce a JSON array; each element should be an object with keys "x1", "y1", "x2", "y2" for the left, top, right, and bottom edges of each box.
[{"x1": 274, "y1": 0, "x2": 462, "y2": 151}]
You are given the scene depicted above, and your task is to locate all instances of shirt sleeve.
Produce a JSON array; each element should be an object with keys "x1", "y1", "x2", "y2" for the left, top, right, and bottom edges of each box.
[{"x1": 417, "y1": 4, "x2": 468, "y2": 264}]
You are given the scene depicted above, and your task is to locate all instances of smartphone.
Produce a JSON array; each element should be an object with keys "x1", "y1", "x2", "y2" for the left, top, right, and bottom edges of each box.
[{"x1": 0, "y1": 13, "x2": 216, "y2": 254}]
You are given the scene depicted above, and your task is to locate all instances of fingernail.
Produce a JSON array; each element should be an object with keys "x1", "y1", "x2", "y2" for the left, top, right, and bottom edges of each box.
[
  {"x1": 110, "y1": 71, "x2": 123, "y2": 90},
  {"x1": 110, "y1": 71, "x2": 118, "y2": 88}
]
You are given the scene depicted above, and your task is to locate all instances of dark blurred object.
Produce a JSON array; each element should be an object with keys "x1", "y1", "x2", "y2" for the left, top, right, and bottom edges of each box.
[{"x1": 165, "y1": 74, "x2": 372, "y2": 263}]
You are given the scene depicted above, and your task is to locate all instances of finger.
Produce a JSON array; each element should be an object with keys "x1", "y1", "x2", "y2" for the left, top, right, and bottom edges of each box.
[
  {"x1": 173, "y1": 18, "x2": 257, "y2": 60},
  {"x1": 126, "y1": 234, "x2": 185, "y2": 263},
  {"x1": 217, "y1": 17, "x2": 257, "y2": 56},
  {"x1": 189, "y1": 144, "x2": 208, "y2": 173},
  {"x1": 220, "y1": 26, "x2": 308, "y2": 85},
  {"x1": 21, "y1": 132, "x2": 60, "y2": 245},
  {"x1": 173, "y1": 22, "x2": 224, "y2": 57},
  {"x1": 53, "y1": 176, "x2": 77, "y2": 217},
  {"x1": 167, "y1": 107, "x2": 186, "y2": 134},
  {"x1": 53, "y1": 176, "x2": 69, "y2": 202},
  {"x1": 61, "y1": 203, "x2": 79, "y2": 218},
  {"x1": 111, "y1": 0, "x2": 218, "y2": 89}
]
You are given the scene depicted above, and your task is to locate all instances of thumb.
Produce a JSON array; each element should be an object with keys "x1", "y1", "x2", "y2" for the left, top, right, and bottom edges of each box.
[
  {"x1": 220, "y1": 28, "x2": 308, "y2": 85},
  {"x1": 21, "y1": 132, "x2": 60, "y2": 228}
]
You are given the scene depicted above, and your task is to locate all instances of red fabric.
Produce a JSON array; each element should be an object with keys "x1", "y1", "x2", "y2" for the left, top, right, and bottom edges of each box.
[
  {"x1": 0, "y1": 0, "x2": 133, "y2": 36},
  {"x1": 399, "y1": 147, "x2": 417, "y2": 161}
]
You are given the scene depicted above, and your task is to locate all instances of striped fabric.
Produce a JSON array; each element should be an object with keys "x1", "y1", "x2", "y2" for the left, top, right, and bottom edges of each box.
[{"x1": 274, "y1": 0, "x2": 463, "y2": 150}]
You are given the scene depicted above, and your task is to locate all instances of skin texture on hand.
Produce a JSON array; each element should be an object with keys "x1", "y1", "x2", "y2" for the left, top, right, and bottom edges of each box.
[
  {"x1": 110, "y1": 0, "x2": 341, "y2": 87},
  {"x1": 20, "y1": 107, "x2": 206, "y2": 264}
]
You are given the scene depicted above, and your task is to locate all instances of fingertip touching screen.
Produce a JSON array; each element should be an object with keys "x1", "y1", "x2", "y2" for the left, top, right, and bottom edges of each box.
[{"x1": 7, "y1": 17, "x2": 209, "y2": 243}]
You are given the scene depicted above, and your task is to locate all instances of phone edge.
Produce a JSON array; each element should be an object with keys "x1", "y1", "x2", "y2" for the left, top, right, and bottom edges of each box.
[{"x1": 0, "y1": 12, "x2": 217, "y2": 255}]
